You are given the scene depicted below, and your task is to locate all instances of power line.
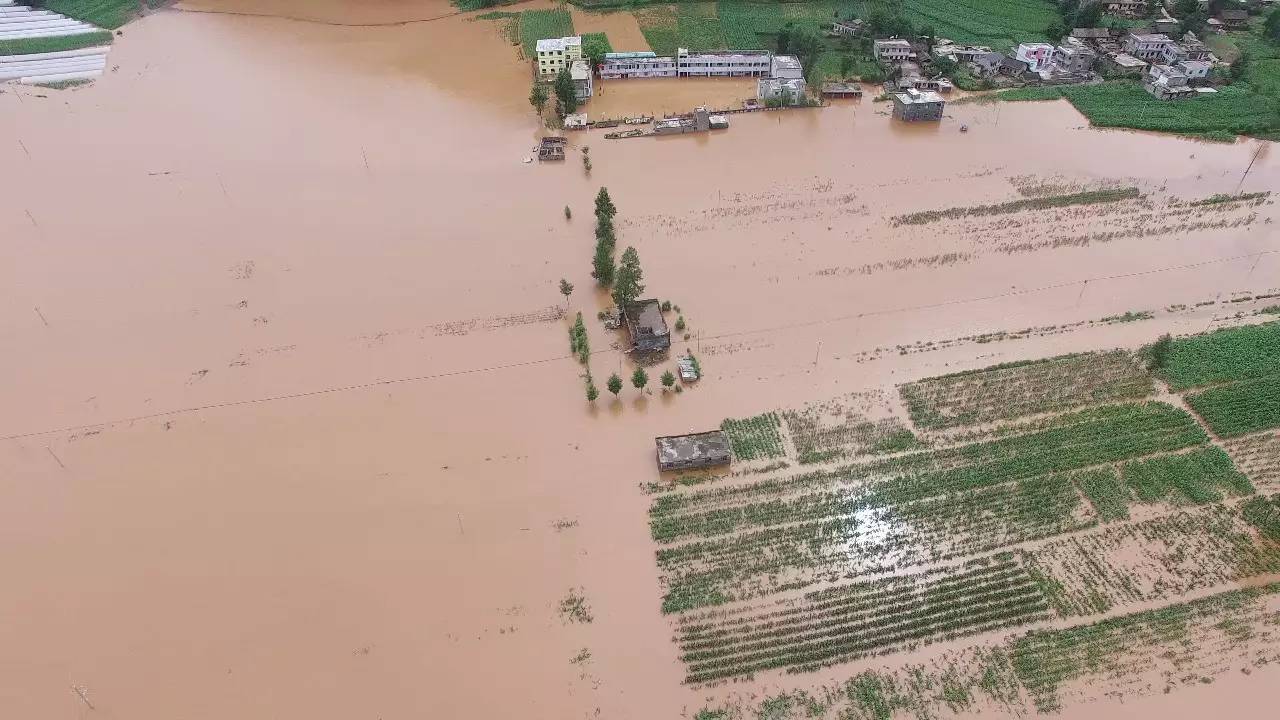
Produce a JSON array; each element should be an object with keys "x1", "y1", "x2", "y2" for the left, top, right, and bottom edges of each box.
[{"x1": 4, "y1": 250, "x2": 1274, "y2": 442}]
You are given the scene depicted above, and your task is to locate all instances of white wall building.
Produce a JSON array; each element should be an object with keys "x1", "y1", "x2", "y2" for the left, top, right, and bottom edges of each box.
[
  {"x1": 536, "y1": 36, "x2": 582, "y2": 79},
  {"x1": 570, "y1": 59, "x2": 593, "y2": 100},
  {"x1": 771, "y1": 55, "x2": 804, "y2": 80},
  {"x1": 676, "y1": 48, "x2": 772, "y2": 77},
  {"x1": 874, "y1": 39, "x2": 914, "y2": 62},
  {"x1": 1015, "y1": 43, "x2": 1055, "y2": 72},
  {"x1": 600, "y1": 51, "x2": 676, "y2": 79}
]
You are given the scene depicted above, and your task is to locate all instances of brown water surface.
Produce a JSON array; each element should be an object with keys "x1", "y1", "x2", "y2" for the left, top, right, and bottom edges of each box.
[{"x1": 2, "y1": 2, "x2": 1278, "y2": 719}]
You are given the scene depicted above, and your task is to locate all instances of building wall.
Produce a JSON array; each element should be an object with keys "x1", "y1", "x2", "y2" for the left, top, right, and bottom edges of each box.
[{"x1": 892, "y1": 99, "x2": 943, "y2": 121}]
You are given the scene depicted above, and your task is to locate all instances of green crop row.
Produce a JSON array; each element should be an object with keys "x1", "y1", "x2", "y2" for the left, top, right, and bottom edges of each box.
[
  {"x1": 720, "y1": 411, "x2": 786, "y2": 461},
  {"x1": 1187, "y1": 373, "x2": 1280, "y2": 438},
  {"x1": 519, "y1": 8, "x2": 574, "y2": 58},
  {"x1": 1011, "y1": 584, "x2": 1280, "y2": 712},
  {"x1": 1122, "y1": 446, "x2": 1255, "y2": 504},
  {"x1": 1156, "y1": 321, "x2": 1280, "y2": 390}
]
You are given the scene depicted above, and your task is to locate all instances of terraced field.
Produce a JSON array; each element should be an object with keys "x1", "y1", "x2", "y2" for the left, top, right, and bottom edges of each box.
[{"x1": 656, "y1": 320, "x2": 1280, "y2": 717}]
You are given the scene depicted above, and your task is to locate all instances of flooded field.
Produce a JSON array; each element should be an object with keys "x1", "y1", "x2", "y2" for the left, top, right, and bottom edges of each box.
[{"x1": 2, "y1": 2, "x2": 1279, "y2": 719}]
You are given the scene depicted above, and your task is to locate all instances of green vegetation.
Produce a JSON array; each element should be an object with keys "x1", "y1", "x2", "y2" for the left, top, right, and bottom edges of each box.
[
  {"x1": 1240, "y1": 495, "x2": 1280, "y2": 541},
  {"x1": 592, "y1": 188, "x2": 617, "y2": 286},
  {"x1": 893, "y1": 187, "x2": 1142, "y2": 226},
  {"x1": 581, "y1": 31, "x2": 613, "y2": 65},
  {"x1": 888, "y1": 0, "x2": 1058, "y2": 50},
  {"x1": 612, "y1": 247, "x2": 645, "y2": 309},
  {"x1": 607, "y1": 372, "x2": 623, "y2": 397},
  {"x1": 720, "y1": 412, "x2": 786, "y2": 460},
  {"x1": 519, "y1": 8, "x2": 574, "y2": 57},
  {"x1": 631, "y1": 366, "x2": 649, "y2": 393},
  {"x1": 0, "y1": 31, "x2": 113, "y2": 57},
  {"x1": 43, "y1": 0, "x2": 139, "y2": 29},
  {"x1": 654, "y1": 402, "x2": 1208, "y2": 611},
  {"x1": 1122, "y1": 447, "x2": 1254, "y2": 504},
  {"x1": 900, "y1": 350, "x2": 1153, "y2": 429},
  {"x1": 568, "y1": 312, "x2": 590, "y2": 363},
  {"x1": 1187, "y1": 374, "x2": 1280, "y2": 438},
  {"x1": 1153, "y1": 322, "x2": 1280, "y2": 390},
  {"x1": 1012, "y1": 585, "x2": 1280, "y2": 712},
  {"x1": 1189, "y1": 191, "x2": 1272, "y2": 206},
  {"x1": 558, "y1": 587, "x2": 594, "y2": 623},
  {"x1": 1075, "y1": 469, "x2": 1130, "y2": 522}
]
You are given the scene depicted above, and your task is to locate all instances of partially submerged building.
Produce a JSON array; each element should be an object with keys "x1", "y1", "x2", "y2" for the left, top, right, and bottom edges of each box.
[
  {"x1": 891, "y1": 88, "x2": 944, "y2": 122},
  {"x1": 600, "y1": 51, "x2": 676, "y2": 79},
  {"x1": 655, "y1": 431, "x2": 731, "y2": 472},
  {"x1": 536, "y1": 36, "x2": 582, "y2": 80},
  {"x1": 570, "y1": 59, "x2": 593, "y2": 100},
  {"x1": 758, "y1": 76, "x2": 808, "y2": 104},
  {"x1": 624, "y1": 298, "x2": 671, "y2": 353}
]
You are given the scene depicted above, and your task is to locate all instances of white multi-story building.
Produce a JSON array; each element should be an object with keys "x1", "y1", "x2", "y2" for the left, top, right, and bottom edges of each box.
[
  {"x1": 1015, "y1": 42, "x2": 1055, "y2": 72},
  {"x1": 771, "y1": 55, "x2": 803, "y2": 80},
  {"x1": 1124, "y1": 33, "x2": 1175, "y2": 62},
  {"x1": 1177, "y1": 59, "x2": 1212, "y2": 80},
  {"x1": 569, "y1": 59, "x2": 593, "y2": 99},
  {"x1": 874, "y1": 39, "x2": 915, "y2": 62},
  {"x1": 599, "y1": 51, "x2": 677, "y2": 79},
  {"x1": 675, "y1": 48, "x2": 772, "y2": 77},
  {"x1": 536, "y1": 36, "x2": 582, "y2": 79}
]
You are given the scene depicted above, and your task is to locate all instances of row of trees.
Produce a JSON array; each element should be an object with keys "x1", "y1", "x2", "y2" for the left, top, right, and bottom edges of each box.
[{"x1": 597, "y1": 367, "x2": 676, "y2": 398}]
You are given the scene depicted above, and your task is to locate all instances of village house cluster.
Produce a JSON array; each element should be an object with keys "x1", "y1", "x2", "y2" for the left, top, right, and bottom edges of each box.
[{"x1": 869, "y1": 12, "x2": 1226, "y2": 105}]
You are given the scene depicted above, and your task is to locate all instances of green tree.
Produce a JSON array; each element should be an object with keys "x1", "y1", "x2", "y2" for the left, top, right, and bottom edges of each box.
[
  {"x1": 1045, "y1": 22, "x2": 1066, "y2": 43},
  {"x1": 919, "y1": 24, "x2": 936, "y2": 53},
  {"x1": 1075, "y1": 1, "x2": 1103, "y2": 27},
  {"x1": 933, "y1": 56, "x2": 958, "y2": 76},
  {"x1": 1174, "y1": 0, "x2": 1198, "y2": 16},
  {"x1": 586, "y1": 379, "x2": 599, "y2": 402},
  {"x1": 839, "y1": 54, "x2": 855, "y2": 79},
  {"x1": 583, "y1": 34, "x2": 610, "y2": 68},
  {"x1": 612, "y1": 246, "x2": 645, "y2": 308},
  {"x1": 606, "y1": 373, "x2": 623, "y2": 397},
  {"x1": 559, "y1": 278, "x2": 574, "y2": 306},
  {"x1": 564, "y1": 205, "x2": 572, "y2": 220},
  {"x1": 631, "y1": 366, "x2": 649, "y2": 393},
  {"x1": 529, "y1": 82, "x2": 548, "y2": 115},
  {"x1": 661, "y1": 370, "x2": 676, "y2": 389},
  {"x1": 1230, "y1": 51, "x2": 1250, "y2": 81},
  {"x1": 1265, "y1": 8, "x2": 1280, "y2": 41},
  {"x1": 595, "y1": 187, "x2": 616, "y2": 218},
  {"x1": 776, "y1": 22, "x2": 794, "y2": 53},
  {"x1": 787, "y1": 27, "x2": 824, "y2": 82},
  {"x1": 592, "y1": 242, "x2": 615, "y2": 285},
  {"x1": 554, "y1": 68, "x2": 578, "y2": 115}
]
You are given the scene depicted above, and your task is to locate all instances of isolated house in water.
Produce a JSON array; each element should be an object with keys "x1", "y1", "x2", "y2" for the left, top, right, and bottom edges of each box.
[
  {"x1": 624, "y1": 299, "x2": 671, "y2": 354},
  {"x1": 655, "y1": 431, "x2": 731, "y2": 471}
]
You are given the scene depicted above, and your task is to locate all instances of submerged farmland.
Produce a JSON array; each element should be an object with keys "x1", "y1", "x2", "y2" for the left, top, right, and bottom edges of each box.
[{"x1": 652, "y1": 321, "x2": 1280, "y2": 716}]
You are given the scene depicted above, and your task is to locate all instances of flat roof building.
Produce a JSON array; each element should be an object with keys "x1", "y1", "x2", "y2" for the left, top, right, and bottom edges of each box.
[
  {"x1": 891, "y1": 88, "x2": 944, "y2": 122},
  {"x1": 874, "y1": 38, "x2": 915, "y2": 62},
  {"x1": 624, "y1": 299, "x2": 671, "y2": 353},
  {"x1": 536, "y1": 35, "x2": 582, "y2": 79},
  {"x1": 656, "y1": 431, "x2": 731, "y2": 471},
  {"x1": 771, "y1": 54, "x2": 804, "y2": 80}
]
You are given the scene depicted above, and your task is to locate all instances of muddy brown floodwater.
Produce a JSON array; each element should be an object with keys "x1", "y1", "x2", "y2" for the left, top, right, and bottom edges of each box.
[{"x1": 1, "y1": 2, "x2": 1278, "y2": 719}]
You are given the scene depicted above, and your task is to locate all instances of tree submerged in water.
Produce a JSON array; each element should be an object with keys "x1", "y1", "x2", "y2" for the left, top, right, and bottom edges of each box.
[{"x1": 612, "y1": 246, "x2": 645, "y2": 308}]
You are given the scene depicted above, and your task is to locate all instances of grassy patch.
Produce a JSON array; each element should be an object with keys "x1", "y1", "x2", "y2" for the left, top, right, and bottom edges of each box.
[
  {"x1": 1187, "y1": 374, "x2": 1280, "y2": 438},
  {"x1": 1155, "y1": 321, "x2": 1280, "y2": 390},
  {"x1": 635, "y1": 5, "x2": 678, "y2": 56},
  {"x1": 0, "y1": 31, "x2": 113, "y2": 57},
  {"x1": 42, "y1": 0, "x2": 138, "y2": 29},
  {"x1": 1240, "y1": 495, "x2": 1280, "y2": 541},
  {"x1": 520, "y1": 8, "x2": 575, "y2": 58}
]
